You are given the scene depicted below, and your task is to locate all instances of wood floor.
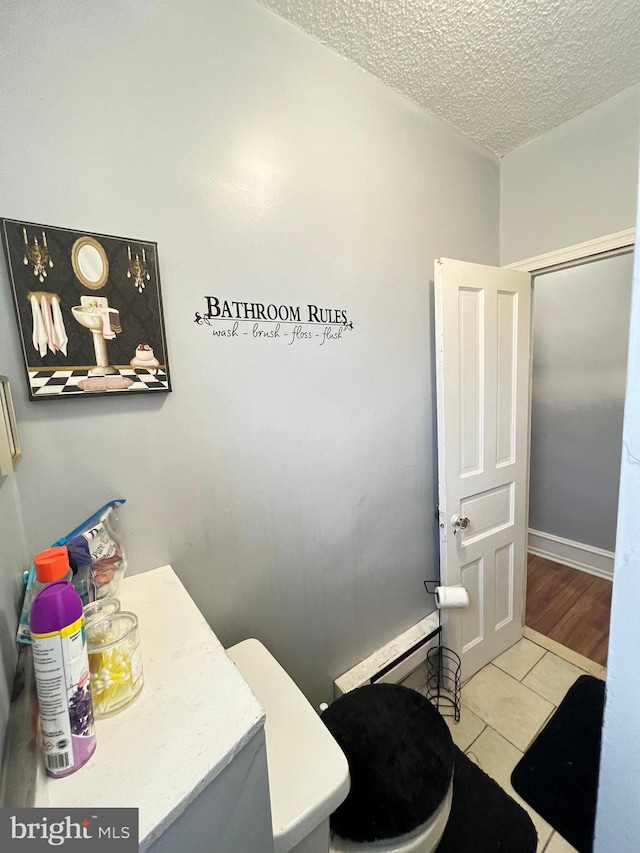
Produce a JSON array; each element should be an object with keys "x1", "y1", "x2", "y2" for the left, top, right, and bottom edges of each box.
[{"x1": 525, "y1": 554, "x2": 612, "y2": 666}]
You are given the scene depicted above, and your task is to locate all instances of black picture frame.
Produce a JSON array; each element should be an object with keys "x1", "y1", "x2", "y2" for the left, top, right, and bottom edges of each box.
[{"x1": 1, "y1": 218, "x2": 171, "y2": 400}]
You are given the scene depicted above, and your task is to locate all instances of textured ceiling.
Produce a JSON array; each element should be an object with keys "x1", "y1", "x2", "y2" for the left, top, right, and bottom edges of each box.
[{"x1": 259, "y1": 0, "x2": 640, "y2": 156}]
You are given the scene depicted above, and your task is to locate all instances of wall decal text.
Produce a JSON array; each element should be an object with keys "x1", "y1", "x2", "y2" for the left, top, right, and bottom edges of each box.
[{"x1": 194, "y1": 297, "x2": 354, "y2": 346}]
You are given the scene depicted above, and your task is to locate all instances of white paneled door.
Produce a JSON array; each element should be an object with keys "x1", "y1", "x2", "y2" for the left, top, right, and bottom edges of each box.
[{"x1": 434, "y1": 258, "x2": 532, "y2": 680}]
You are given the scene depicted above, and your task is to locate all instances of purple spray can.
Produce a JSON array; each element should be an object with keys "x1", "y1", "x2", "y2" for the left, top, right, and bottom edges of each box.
[{"x1": 30, "y1": 580, "x2": 97, "y2": 777}]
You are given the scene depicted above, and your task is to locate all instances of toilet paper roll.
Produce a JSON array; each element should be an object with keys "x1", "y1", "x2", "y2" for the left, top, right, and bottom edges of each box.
[{"x1": 435, "y1": 586, "x2": 470, "y2": 610}]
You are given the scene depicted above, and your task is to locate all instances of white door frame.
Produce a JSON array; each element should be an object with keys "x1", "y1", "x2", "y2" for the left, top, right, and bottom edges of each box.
[
  {"x1": 503, "y1": 228, "x2": 636, "y2": 276},
  {"x1": 503, "y1": 227, "x2": 636, "y2": 612}
]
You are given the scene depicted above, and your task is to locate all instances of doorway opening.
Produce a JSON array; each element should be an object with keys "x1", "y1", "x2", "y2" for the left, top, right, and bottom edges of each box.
[{"x1": 507, "y1": 231, "x2": 635, "y2": 666}]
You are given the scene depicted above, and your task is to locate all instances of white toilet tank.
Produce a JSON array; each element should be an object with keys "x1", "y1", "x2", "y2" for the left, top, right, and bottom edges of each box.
[{"x1": 227, "y1": 639, "x2": 350, "y2": 853}]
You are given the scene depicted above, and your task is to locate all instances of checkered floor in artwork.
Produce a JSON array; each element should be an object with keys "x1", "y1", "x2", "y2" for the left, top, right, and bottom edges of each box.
[{"x1": 29, "y1": 368, "x2": 170, "y2": 397}]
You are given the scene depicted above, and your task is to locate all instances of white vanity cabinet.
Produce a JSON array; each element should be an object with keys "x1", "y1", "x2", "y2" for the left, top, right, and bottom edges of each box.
[{"x1": 32, "y1": 565, "x2": 274, "y2": 853}]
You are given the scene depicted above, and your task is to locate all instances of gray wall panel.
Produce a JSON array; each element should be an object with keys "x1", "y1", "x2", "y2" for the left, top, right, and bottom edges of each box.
[{"x1": 529, "y1": 253, "x2": 633, "y2": 552}]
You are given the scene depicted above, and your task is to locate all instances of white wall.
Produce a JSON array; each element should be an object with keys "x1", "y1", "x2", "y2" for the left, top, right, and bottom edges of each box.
[
  {"x1": 0, "y1": 0, "x2": 499, "y2": 708},
  {"x1": 501, "y1": 84, "x2": 640, "y2": 265},
  {"x1": 594, "y1": 168, "x2": 640, "y2": 852},
  {"x1": 529, "y1": 254, "x2": 632, "y2": 552}
]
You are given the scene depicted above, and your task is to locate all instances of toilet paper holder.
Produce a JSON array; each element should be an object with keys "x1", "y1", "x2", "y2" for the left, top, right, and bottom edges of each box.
[{"x1": 423, "y1": 580, "x2": 462, "y2": 723}]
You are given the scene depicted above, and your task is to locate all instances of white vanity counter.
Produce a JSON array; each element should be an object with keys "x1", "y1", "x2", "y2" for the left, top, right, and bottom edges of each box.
[{"x1": 32, "y1": 565, "x2": 269, "y2": 851}]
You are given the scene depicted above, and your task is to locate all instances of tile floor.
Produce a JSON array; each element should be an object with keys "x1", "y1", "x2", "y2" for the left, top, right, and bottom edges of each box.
[{"x1": 431, "y1": 635, "x2": 605, "y2": 853}]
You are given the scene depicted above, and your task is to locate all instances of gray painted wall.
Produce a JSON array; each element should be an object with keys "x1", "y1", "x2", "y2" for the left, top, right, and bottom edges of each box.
[
  {"x1": 501, "y1": 83, "x2": 640, "y2": 265},
  {"x1": 0, "y1": 477, "x2": 27, "y2": 761},
  {"x1": 0, "y1": 0, "x2": 499, "y2": 710},
  {"x1": 529, "y1": 254, "x2": 633, "y2": 552}
]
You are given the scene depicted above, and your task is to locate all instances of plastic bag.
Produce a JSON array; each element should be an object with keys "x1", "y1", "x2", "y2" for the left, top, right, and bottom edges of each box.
[
  {"x1": 16, "y1": 500, "x2": 127, "y2": 644},
  {"x1": 53, "y1": 499, "x2": 127, "y2": 600}
]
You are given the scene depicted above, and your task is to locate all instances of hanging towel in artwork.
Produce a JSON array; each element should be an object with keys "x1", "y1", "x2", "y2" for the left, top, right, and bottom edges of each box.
[
  {"x1": 109, "y1": 309, "x2": 122, "y2": 334},
  {"x1": 30, "y1": 294, "x2": 48, "y2": 357},
  {"x1": 40, "y1": 293, "x2": 59, "y2": 353},
  {"x1": 51, "y1": 296, "x2": 68, "y2": 356},
  {"x1": 99, "y1": 307, "x2": 117, "y2": 340},
  {"x1": 30, "y1": 294, "x2": 69, "y2": 359}
]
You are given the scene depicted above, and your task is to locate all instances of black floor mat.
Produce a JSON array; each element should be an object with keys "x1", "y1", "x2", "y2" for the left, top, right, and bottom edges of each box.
[
  {"x1": 511, "y1": 674, "x2": 605, "y2": 853},
  {"x1": 436, "y1": 746, "x2": 538, "y2": 853}
]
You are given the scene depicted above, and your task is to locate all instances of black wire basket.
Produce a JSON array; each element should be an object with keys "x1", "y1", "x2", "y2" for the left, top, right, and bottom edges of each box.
[
  {"x1": 423, "y1": 579, "x2": 462, "y2": 722},
  {"x1": 425, "y1": 644, "x2": 461, "y2": 722}
]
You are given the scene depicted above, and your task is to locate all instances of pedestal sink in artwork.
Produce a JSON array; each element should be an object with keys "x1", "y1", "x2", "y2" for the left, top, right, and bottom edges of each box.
[{"x1": 71, "y1": 295, "x2": 118, "y2": 375}]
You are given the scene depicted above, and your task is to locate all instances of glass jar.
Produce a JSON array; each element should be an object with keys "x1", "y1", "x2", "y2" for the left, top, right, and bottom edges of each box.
[
  {"x1": 83, "y1": 597, "x2": 121, "y2": 626},
  {"x1": 86, "y1": 611, "x2": 143, "y2": 717}
]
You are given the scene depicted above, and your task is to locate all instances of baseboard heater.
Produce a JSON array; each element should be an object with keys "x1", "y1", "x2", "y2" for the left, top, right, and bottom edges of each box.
[{"x1": 333, "y1": 612, "x2": 441, "y2": 698}]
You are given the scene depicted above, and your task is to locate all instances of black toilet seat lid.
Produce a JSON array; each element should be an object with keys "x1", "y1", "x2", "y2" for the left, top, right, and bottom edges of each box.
[{"x1": 322, "y1": 683, "x2": 454, "y2": 843}]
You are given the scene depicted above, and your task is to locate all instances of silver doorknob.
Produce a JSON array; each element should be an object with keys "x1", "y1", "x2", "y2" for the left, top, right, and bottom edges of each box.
[{"x1": 451, "y1": 514, "x2": 470, "y2": 531}]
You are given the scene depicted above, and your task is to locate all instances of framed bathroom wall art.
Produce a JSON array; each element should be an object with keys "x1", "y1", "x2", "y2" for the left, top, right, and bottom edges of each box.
[{"x1": 1, "y1": 219, "x2": 171, "y2": 400}]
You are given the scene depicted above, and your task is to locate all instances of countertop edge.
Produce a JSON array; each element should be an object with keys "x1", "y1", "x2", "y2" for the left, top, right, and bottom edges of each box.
[{"x1": 139, "y1": 712, "x2": 266, "y2": 852}]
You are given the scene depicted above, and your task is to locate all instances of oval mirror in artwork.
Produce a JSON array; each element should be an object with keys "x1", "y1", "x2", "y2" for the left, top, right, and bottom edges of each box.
[{"x1": 71, "y1": 236, "x2": 109, "y2": 289}]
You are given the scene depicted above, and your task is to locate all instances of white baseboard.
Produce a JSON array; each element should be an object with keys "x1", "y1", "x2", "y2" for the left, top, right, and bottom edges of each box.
[
  {"x1": 528, "y1": 529, "x2": 614, "y2": 581},
  {"x1": 333, "y1": 611, "x2": 441, "y2": 698}
]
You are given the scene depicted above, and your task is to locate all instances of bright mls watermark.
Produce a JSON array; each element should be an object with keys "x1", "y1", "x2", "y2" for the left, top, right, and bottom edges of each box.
[{"x1": 0, "y1": 809, "x2": 137, "y2": 850}]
